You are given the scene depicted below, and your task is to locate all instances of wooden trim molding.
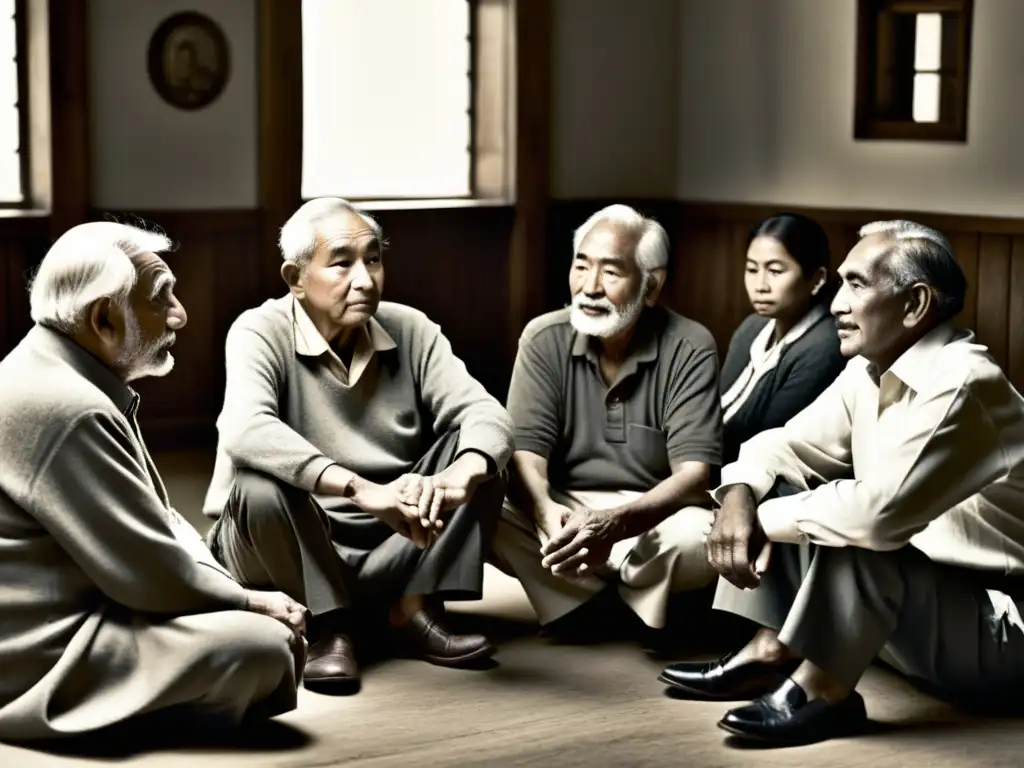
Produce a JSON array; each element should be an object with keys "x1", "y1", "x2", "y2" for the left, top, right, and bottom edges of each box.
[
  {"x1": 257, "y1": 0, "x2": 303, "y2": 298},
  {"x1": 506, "y1": 0, "x2": 551, "y2": 362},
  {"x1": 46, "y1": 0, "x2": 88, "y2": 237},
  {"x1": 678, "y1": 200, "x2": 1024, "y2": 236}
]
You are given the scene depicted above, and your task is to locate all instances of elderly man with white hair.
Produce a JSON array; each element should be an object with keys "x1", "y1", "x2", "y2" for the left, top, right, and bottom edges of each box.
[
  {"x1": 662, "y1": 220, "x2": 1024, "y2": 746},
  {"x1": 0, "y1": 222, "x2": 303, "y2": 742},
  {"x1": 490, "y1": 204, "x2": 723, "y2": 640},
  {"x1": 203, "y1": 197, "x2": 513, "y2": 692}
]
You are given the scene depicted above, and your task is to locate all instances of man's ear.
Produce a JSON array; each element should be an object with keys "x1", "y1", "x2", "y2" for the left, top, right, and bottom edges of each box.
[
  {"x1": 902, "y1": 283, "x2": 933, "y2": 329},
  {"x1": 644, "y1": 268, "x2": 668, "y2": 306},
  {"x1": 281, "y1": 260, "x2": 304, "y2": 297},
  {"x1": 82, "y1": 297, "x2": 128, "y2": 358}
]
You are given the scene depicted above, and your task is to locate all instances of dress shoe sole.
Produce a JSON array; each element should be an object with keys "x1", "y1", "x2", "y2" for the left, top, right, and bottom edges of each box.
[
  {"x1": 715, "y1": 710, "x2": 867, "y2": 745},
  {"x1": 303, "y1": 674, "x2": 362, "y2": 695},
  {"x1": 658, "y1": 672, "x2": 786, "y2": 702},
  {"x1": 411, "y1": 642, "x2": 497, "y2": 668}
]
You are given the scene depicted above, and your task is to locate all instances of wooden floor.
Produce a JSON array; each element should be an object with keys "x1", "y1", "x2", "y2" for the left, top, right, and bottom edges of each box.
[{"x1": 2, "y1": 451, "x2": 1022, "y2": 767}]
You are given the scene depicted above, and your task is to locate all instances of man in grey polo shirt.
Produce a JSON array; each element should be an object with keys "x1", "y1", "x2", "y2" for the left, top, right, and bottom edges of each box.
[{"x1": 491, "y1": 204, "x2": 722, "y2": 634}]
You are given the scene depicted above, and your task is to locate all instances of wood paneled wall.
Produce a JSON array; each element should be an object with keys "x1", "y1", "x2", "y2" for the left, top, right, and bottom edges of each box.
[
  {"x1": 95, "y1": 205, "x2": 516, "y2": 447},
  {"x1": 4, "y1": 201, "x2": 1024, "y2": 450},
  {"x1": 670, "y1": 202, "x2": 1024, "y2": 391}
]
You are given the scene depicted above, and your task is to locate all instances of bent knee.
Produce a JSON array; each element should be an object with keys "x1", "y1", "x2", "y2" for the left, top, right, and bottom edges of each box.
[
  {"x1": 656, "y1": 506, "x2": 714, "y2": 549},
  {"x1": 213, "y1": 611, "x2": 295, "y2": 670},
  {"x1": 229, "y1": 470, "x2": 301, "y2": 524}
]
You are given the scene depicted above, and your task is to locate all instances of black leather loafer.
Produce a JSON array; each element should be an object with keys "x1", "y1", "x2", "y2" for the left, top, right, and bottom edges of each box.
[
  {"x1": 659, "y1": 652, "x2": 800, "y2": 701},
  {"x1": 718, "y1": 678, "x2": 868, "y2": 745}
]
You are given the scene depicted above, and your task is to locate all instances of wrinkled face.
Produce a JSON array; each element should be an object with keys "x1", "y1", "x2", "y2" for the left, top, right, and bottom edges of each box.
[
  {"x1": 831, "y1": 234, "x2": 910, "y2": 363},
  {"x1": 292, "y1": 209, "x2": 383, "y2": 333},
  {"x1": 744, "y1": 235, "x2": 822, "y2": 321},
  {"x1": 568, "y1": 224, "x2": 648, "y2": 339},
  {"x1": 116, "y1": 252, "x2": 187, "y2": 382}
]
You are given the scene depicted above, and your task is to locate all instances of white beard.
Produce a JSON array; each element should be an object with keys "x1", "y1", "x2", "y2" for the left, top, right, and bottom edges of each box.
[
  {"x1": 116, "y1": 309, "x2": 176, "y2": 382},
  {"x1": 569, "y1": 283, "x2": 647, "y2": 339}
]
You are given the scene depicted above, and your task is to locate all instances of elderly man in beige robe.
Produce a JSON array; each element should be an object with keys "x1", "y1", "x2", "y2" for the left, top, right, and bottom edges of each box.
[{"x1": 0, "y1": 222, "x2": 304, "y2": 742}]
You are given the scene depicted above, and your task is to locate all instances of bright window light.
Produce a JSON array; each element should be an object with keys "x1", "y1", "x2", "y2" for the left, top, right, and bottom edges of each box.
[
  {"x1": 301, "y1": 0, "x2": 473, "y2": 200},
  {"x1": 0, "y1": 0, "x2": 22, "y2": 203}
]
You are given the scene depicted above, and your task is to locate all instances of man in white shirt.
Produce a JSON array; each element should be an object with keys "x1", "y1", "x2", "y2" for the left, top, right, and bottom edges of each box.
[{"x1": 659, "y1": 220, "x2": 1024, "y2": 746}]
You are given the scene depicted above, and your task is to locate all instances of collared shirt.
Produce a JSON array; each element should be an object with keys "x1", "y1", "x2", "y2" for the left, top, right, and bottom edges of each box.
[
  {"x1": 203, "y1": 296, "x2": 515, "y2": 514},
  {"x1": 507, "y1": 305, "x2": 722, "y2": 493},
  {"x1": 721, "y1": 303, "x2": 828, "y2": 423},
  {"x1": 291, "y1": 296, "x2": 396, "y2": 386},
  {"x1": 715, "y1": 322, "x2": 1024, "y2": 574}
]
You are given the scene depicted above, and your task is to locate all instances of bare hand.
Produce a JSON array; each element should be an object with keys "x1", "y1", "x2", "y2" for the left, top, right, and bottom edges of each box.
[
  {"x1": 535, "y1": 500, "x2": 573, "y2": 542},
  {"x1": 706, "y1": 485, "x2": 768, "y2": 589},
  {"x1": 400, "y1": 453, "x2": 489, "y2": 534},
  {"x1": 244, "y1": 589, "x2": 308, "y2": 638},
  {"x1": 353, "y1": 477, "x2": 431, "y2": 548},
  {"x1": 540, "y1": 507, "x2": 620, "y2": 577}
]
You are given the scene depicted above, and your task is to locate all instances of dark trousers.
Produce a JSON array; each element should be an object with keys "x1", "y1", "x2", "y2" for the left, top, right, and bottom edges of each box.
[{"x1": 208, "y1": 429, "x2": 504, "y2": 616}]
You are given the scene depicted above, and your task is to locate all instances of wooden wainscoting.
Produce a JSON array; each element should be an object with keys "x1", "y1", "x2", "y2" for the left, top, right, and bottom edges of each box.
[
  {"x1": 0, "y1": 213, "x2": 56, "y2": 358},
  {"x1": 95, "y1": 204, "x2": 517, "y2": 450},
  {"x1": 671, "y1": 201, "x2": 1024, "y2": 391},
  {"x1": 363, "y1": 204, "x2": 517, "y2": 398},
  {"x1": 88, "y1": 209, "x2": 265, "y2": 448}
]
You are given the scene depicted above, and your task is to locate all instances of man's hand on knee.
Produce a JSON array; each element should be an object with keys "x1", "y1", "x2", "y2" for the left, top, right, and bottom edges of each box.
[
  {"x1": 244, "y1": 589, "x2": 309, "y2": 639},
  {"x1": 401, "y1": 452, "x2": 491, "y2": 535},
  {"x1": 350, "y1": 475, "x2": 432, "y2": 548},
  {"x1": 706, "y1": 485, "x2": 769, "y2": 589},
  {"x1": 540, "y1": 507, "x2": 620, "y2": 578}
]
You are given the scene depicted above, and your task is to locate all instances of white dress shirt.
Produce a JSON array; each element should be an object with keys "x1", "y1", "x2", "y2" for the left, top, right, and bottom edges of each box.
[{"x1": 714, "y1": 322, "x2": 1024, "y2": 575}]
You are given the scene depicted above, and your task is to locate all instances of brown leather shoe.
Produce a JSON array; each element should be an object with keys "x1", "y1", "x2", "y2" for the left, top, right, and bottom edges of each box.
[
  {"x1": 393, "y1": 606, "x2": 495, "y2": 667},
  {"x1": 303, "y1": 633, "x2": 360, "y2": 694}
]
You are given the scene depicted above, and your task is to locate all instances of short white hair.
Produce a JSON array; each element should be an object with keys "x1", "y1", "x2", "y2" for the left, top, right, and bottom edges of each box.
[
  {"x1": 573, "y1": 204, "x2": 669, "y2": 273},
  {"x1": 858, "y1": 219, "x2": 966, "y2": 321},
  {"x1": 279, "y1": 197, "x2": 383, "y2": 268},
  {"x1": 29, "y1": 221, "x2": 173, "y2": 335}
]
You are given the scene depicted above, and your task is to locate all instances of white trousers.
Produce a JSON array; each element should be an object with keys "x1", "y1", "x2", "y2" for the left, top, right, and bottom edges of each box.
[{"x1": 491, "y1": 489, "x2": 716, "y2": 628}]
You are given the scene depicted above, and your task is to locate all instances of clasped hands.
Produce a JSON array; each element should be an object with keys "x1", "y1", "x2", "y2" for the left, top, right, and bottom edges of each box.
[
  {"x1": 359, "y1": 453, "x2": 489, "y2": 548},
  {"x1": 704, "y1": 484, "x2": 773, "y2": 589},
  {"x1": 537, "y1": 501, "x2": 620, "y2": 578}
]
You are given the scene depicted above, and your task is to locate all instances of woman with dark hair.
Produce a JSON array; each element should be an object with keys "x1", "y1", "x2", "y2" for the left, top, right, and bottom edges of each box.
[{"x1": 719, "y1": 213, "x2": 847, "y2": 464}]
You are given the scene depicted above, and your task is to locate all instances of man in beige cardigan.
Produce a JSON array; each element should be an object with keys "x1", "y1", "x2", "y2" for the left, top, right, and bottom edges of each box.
[
  {"x1": 204, "y1": 198, "x2": 514, "y2": 693},
  {"x1": 0, "y1": 222, "x2": 304, "y2": 742}
]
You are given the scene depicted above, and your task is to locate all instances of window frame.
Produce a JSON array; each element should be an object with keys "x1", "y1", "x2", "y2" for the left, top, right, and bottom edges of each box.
[
  {"x1": 299, "y1": 0, "x2": 513, "y2": 205},
  {"x1": 854, "y1": 0, "x2": 974, "y2": 142},
  {"x1": 0, "y1": 0, "x2": 30, "y2": 208}
]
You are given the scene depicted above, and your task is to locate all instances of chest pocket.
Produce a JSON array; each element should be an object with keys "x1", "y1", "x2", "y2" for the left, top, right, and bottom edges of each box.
[{"x1": 627, "y1": 423, "x2": 670, "y2": 476}]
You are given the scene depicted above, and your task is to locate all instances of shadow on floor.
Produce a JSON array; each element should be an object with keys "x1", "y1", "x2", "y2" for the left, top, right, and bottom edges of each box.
[{"x1": 23, "y1": 717, "x2": 313, "y2": 760}]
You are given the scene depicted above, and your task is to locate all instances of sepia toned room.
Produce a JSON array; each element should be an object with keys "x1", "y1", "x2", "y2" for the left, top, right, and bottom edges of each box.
[{"x1": 1, "y1": 0, "x2": 1022, "y2": 765}]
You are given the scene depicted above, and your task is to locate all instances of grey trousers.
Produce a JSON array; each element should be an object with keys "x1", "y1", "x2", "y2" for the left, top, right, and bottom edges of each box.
[
  {"x1": 714, "y1": 542, "x2": 1024, "y2": 702},
  {"x1": 208, "y1": 429, "x2": 504, "y2": 616}
]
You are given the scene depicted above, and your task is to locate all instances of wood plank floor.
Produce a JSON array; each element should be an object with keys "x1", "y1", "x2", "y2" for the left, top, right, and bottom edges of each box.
[{"x1": 2, "y1": 451, "x2": 1021, "y2": 767}]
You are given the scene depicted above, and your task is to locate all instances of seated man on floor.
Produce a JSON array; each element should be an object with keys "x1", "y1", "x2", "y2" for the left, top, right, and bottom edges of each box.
[
  {"x1": 204, "y1": 197, "x2": 514, "y2": 692},
  {"x1": 0, "y1": 222, "x2": 304, "y2": 742},
  {"x1": 661, "y1": 220, "x2": 1024, "y2": 746},
  {"x1": 491, "y1": 204, "x2": 723, "y2": 637}
]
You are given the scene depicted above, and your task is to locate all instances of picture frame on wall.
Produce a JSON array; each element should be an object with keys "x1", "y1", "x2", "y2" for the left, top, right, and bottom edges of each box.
[{"x1": 147, "y1": 11, "x2": 231, "y2": 111}]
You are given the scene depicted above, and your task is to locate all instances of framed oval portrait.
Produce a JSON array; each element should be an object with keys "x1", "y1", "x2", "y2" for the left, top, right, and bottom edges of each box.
[{"x1": 147, "y1": 12, "x2": 231, "y2": 111}]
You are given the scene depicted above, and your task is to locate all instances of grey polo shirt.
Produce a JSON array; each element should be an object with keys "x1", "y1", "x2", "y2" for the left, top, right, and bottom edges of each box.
[{"x1": 507, "y1": 305, "x2": 723, "y2": 493}]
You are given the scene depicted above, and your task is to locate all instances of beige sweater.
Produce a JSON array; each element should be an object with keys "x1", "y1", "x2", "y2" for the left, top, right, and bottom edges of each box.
[
  {"x1": 203, "y1": 296, "x2": 514, "y2": 515},
  {"x1": 0, "y1": 326, "x2": 246, "y2": 713}
]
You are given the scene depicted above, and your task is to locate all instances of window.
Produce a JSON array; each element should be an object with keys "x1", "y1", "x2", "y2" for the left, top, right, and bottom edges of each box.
[
  {"x1": 0, "y1": 0, "x2": 23, "y2": 203},
  {"x1": 302, "y1": 0, "x2": 496, "y2": 202},
  {"x1": 854, "y1": 0, "x2": 974, "y2": 141}
]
